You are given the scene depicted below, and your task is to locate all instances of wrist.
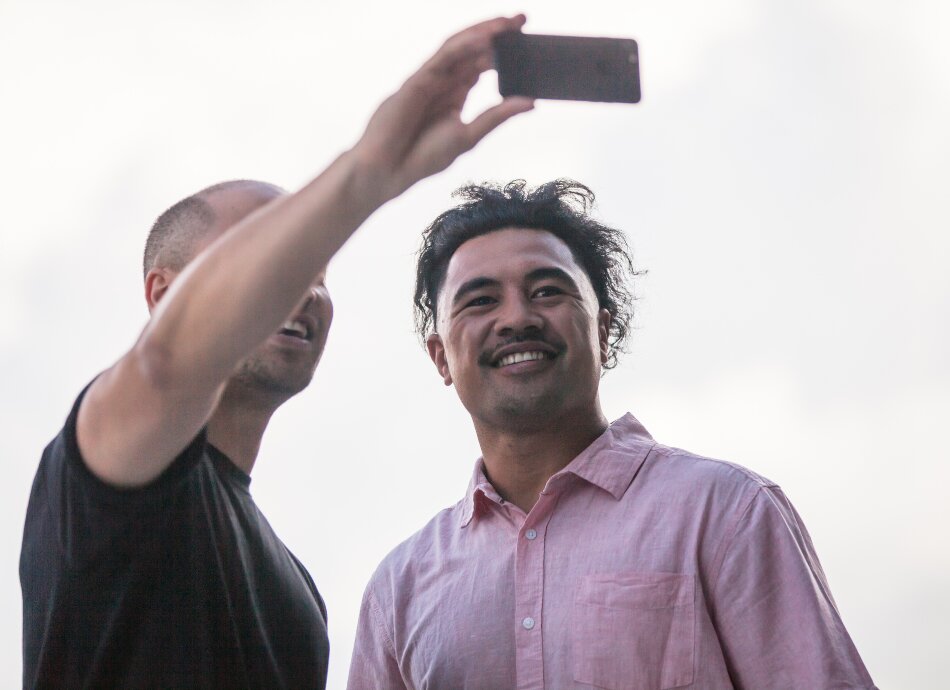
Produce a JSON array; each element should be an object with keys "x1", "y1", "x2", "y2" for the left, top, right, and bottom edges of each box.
[{"x1": 342, "y1": 143, "x2": 397, "y2": 210}]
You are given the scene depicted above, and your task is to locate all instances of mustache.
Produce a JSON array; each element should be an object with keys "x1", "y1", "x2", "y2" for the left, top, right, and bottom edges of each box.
[{"x1": 477, "y1": 333, "x2": 566, "y2": 367}]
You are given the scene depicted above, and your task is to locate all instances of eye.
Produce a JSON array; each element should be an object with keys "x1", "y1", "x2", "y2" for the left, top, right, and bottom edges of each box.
[
  {"x1": 464, "y1": 295, "x2": 495, "y2": 308},
  {"x1": 533, "y1": 285, "x2": 564, "y2": 298}
]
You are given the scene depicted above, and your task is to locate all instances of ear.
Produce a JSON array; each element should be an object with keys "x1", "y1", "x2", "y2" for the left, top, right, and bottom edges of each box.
[
  {"x1": 144, "y1": 268, "x2": 176, "y2": 313},
  {"x1": 425, "y1": 333, "x2": 453, "y2": 386},
  {"x1": 597, "y1": 309, "x2": 612, "y2": 365}
]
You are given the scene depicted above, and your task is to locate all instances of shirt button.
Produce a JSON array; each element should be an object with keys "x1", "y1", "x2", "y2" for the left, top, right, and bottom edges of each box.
[
  {"x1": 525, "y1": 529, "x2": 537, "y2": 540},
  {"x1": 522, "y1": 617, "x2": 536, "y2": 630}
]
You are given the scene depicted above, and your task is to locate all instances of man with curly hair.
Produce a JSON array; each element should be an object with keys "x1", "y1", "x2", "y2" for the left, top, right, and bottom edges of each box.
[{"x1": 347, "y1": 180, "x2": 876, "y2": 689}]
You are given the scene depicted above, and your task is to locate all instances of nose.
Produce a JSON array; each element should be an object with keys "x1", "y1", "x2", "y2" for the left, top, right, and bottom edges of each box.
[
  {"x1": 300, "y1": 267, "x2": 328, "y2": 311},
  {"x1": 301, "y1": 286, "x2": 319, "y2": 309},
  {"x1": 494, "y1": 292, "x2": 544, "y2": 337},
  {"x1": 296, "y1": 283, "x2": 328, "y2": 315}
]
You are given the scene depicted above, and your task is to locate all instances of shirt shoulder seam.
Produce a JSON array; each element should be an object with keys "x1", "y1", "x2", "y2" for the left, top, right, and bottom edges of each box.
[
  {"x1": 708, "y1": 482, "x2": 767, "y2": 591},
  {"x1": 655, "y1": 445, "x2": 779, "y2": 488},
  {"x1": 367, "y1": 586, "x2": 398, "y2": 660}
]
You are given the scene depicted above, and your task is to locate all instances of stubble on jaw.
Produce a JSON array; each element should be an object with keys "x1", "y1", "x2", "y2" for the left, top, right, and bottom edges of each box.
[
  {"x1": 227, "y1": 348, "x2": 319, "y2": 404},
  {"x1": 472, "y1": 367, "x2": 577, "y2": 434}
]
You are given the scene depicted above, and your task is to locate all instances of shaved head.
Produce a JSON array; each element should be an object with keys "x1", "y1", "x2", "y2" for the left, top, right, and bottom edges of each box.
[{"x1": 143, "y1": 179, "x2": 286, "y2": 279}]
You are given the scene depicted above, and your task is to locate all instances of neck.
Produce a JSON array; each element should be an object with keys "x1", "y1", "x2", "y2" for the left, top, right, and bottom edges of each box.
[
  {"x1": 206, "y1": 383, "x2": 281, "y2": 475},
  {"x1": 474, "y1": 402, "x2": 608, "y2": 514}
]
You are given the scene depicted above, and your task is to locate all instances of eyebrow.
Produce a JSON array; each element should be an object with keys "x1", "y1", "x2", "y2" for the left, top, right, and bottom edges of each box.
[
  {"x1": 450, "y1": 267, "x2": 581, "y2": 308},
  {"x1": 524, "y1": 267, "x2": 580, "y2": 291},
  {"x1": 451, "y1": 277, "x2": 500, "y2": 307}
]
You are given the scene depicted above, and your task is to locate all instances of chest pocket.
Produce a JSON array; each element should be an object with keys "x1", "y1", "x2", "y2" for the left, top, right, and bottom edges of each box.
[{"x1": 572, "y1": 571, "x2": 695, "y2": 690}]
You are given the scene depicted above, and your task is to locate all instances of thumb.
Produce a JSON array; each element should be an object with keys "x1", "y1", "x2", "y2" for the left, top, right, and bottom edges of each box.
[{"x1": 463, "y1": 97, "x2": 535, "y2": 150}]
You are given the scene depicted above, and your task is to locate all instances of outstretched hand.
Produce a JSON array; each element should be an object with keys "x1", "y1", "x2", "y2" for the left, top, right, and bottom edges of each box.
[{"x1": 354, "y1": 15, "x2": 535, "y2": 201}]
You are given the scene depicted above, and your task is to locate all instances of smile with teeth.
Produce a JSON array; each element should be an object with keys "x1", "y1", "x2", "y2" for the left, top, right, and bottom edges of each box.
[
  {"x1": 495, "y1": 351, "x2": 551, "y2": 367},
  {"x1": 278, "y1": 319, "x2": 311, "y2": 341}
]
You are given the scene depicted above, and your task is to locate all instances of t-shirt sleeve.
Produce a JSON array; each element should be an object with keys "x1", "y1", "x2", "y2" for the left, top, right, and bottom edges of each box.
[
  {"x1": 347, "y1": 582, "x2": 407, "y2": 690},
  {"x1": 25, "y1": 382, "x2": 208, "y2": 569},
  {"x1": 710, "y1": 485, "x2": 878, "y2": 689}
]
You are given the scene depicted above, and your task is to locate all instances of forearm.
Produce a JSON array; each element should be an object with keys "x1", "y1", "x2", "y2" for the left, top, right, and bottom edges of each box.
[
  {"x1": 137, "y1": 147, "x2": 382, "y2": 388},
  {"x1": 134, "y1": 15, "x2": 531, "y2": 391},
  {"x1": 75, "y1": 14, "x2": 531, "y2": 487}
]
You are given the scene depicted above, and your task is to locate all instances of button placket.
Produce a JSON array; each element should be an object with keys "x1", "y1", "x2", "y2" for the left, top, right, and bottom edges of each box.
[{"x1": 513, "y1": 494, "x2": 556, "y2": 689}]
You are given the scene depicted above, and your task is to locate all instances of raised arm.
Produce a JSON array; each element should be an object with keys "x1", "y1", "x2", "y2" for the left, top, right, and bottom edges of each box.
[{"x1": 77, "y1": 15, "x2": 533, "y2": 488}]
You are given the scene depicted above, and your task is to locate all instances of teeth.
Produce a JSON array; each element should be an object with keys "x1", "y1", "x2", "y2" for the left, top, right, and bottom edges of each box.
[
  {"x1": 280, "y1": 319, "x2": 308, "y2": 338},
  {"x1": 497, "y1": 351, "x2": 548, "y2": 367}
]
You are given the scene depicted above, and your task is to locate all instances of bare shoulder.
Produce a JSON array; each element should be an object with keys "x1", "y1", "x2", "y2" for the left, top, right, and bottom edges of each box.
[{"x1": 76, "y1": 349, "x2": 220, "y2": 489}]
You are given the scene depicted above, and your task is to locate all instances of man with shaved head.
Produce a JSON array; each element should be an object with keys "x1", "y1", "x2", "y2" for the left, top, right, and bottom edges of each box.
[
  {"x1": 19, "y1": 16, "x2": 533, "y2": 689},
  {"x1": 140, "y1": 180, "x2": 330, "y2": 404}
]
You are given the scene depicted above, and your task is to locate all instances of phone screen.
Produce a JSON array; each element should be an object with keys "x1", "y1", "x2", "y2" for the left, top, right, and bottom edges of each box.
[{"x1": 493, "y1": 32, "x2": 641, "y2": 104}]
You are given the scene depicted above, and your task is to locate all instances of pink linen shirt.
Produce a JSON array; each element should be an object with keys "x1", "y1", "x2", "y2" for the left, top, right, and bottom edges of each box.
[{"x1": 347, "y1": 414, "x2": 876, "y2": 690}]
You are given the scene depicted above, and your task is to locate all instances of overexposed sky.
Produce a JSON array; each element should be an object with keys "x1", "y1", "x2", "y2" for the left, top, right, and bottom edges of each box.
[{"x1": 2, "y1": 0, "x2": 948, "y2": 687}]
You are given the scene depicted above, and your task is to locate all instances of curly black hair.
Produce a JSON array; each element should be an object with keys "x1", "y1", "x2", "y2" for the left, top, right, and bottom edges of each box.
[{"x1": 413, "y1": 179, "x2": 641, "y2": 370}]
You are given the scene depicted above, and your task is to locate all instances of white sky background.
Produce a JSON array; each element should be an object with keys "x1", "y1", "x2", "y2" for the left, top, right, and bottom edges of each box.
[{"x1": 2, "y1": 0, "x2": 948, "y2": 687}]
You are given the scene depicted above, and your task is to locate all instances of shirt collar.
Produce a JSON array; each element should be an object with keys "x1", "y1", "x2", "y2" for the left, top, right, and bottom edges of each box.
[
  {"x1": 459, "y1": 413, "x2": 655, "y2": 528},
  {"x1": 459, "y1": 461, "x2": 498, "y2": 528}
]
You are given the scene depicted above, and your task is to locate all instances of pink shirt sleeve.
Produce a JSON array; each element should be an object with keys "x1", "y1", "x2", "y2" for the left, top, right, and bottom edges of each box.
[
  {"x1": 347, "y1": 585, "x2": 407, "y2": 690},
  {"x1": 710, "y1": 485, "x2": 877, "y2": 689}
]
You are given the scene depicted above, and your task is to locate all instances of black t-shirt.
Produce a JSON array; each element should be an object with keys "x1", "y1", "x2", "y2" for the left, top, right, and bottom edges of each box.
[{"x1": 20, "y1": 387, "x2": 330, "y2": 689}]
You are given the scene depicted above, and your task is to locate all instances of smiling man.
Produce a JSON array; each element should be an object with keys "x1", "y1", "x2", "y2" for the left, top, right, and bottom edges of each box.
[
  {"x1": 19, "y1": 16, "x2": 533, "y2": 689},
  {"x1": 347, "y1": 180, "x2": 877, "y2": 689}
]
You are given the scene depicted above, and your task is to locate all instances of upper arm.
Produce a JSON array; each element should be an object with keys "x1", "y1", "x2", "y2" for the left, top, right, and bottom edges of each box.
[
  {"x1": 711, "y1": 486, "x2": 875, "y2": 688},
  {"x1": 76, "y1": 343, "x2": 222, "y2": 489},
  {"x1": 347, "y1": 585, "x2": 407, "y2": 690}
]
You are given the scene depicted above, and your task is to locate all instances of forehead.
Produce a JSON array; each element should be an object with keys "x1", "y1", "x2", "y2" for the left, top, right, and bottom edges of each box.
[{"x1": 442, "y1": 227, "x2": 588, "y2": 292}]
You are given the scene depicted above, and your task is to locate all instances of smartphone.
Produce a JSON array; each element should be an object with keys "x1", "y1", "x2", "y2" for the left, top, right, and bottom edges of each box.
[{"x1": 493, "y1": 32, "x2": 641, "y2": 104}]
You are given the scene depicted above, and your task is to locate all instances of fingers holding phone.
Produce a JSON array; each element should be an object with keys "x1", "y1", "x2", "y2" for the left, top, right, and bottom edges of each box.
[{"x1": 354, "y1": 15, "x2": 535, "y2": 201}]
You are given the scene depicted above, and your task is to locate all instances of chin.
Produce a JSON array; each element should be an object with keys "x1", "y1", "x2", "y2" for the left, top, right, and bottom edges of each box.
[
  {"x1": 480, "y1": 393, "x2": 564, "y2": 427},
  {"x1": 231, "y1": 363, "x2": 316, "y2": 401},
  {"x1": 267, "y1": 369, "x2": 316, "y2": 397}
]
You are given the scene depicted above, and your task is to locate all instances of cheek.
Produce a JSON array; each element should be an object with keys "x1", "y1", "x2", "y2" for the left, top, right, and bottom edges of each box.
[
  {"x1": 321, "y1": 299, "x2": 334, "y2": 326},
  {"x1": 443, "y1": 321, "x2": 484, "y2": 374},
  {"x1": 566, "y1": 310, "x2": 602, "y2": 356},
  {"x1": 444, "y1": 332, "x2": 469, "y2": 373}
]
